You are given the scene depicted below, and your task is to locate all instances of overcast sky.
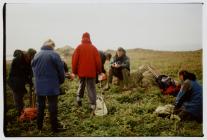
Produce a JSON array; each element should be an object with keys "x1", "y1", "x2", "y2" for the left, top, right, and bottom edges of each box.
[{"x1": 6, "y1": 3, "x2": 202, "y2": 56}]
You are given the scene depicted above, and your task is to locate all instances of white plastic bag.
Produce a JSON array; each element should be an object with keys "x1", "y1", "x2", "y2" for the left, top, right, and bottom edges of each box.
[{"x1": 95, "y1": 95, "x2": 108, "y2": 116}]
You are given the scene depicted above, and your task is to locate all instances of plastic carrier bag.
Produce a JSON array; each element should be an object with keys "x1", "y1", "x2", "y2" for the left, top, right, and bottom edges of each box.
[{"x1": 95, "y1": 95, "x2": 108, "y2": 116}]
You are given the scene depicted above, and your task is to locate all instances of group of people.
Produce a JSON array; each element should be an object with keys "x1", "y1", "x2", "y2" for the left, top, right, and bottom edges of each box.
[{"x1": 7, "y1": 32, "x2": 202, "y2": 133}]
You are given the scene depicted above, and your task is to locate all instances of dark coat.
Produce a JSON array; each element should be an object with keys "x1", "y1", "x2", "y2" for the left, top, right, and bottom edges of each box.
[
  {"x1": 110, "y1": 54, "x2": 130, "y2": 71},
  {"x1": 8, "y1": 51, "x2": 33, "y2": 93},
  {"x1": 99, "y1": 51, "x2": 106, "y2": 73}
]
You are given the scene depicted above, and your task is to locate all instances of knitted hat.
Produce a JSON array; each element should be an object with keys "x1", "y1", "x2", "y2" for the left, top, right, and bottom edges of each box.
[{"x1": 43, "y1": 39, "x2": 55, "y2": 48}]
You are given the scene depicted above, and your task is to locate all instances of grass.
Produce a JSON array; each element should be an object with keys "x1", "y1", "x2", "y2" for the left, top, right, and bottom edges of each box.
[{"x1": 4, "y1": 49, "x2": 203, "y2": 137}]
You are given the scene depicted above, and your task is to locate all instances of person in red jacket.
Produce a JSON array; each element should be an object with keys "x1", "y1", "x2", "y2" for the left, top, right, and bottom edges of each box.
[{"x1": 72, "y1": 32, "x2": 102, "y2": 112}]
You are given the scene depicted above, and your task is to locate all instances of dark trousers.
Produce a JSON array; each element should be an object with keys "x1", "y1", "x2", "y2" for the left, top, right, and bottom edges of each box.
[
  {"x1": 175, "y1": 107, "x2": 202, "y2": 123},
  {"x1": 12, "y1": 92, "x2": 24, "y2": 116},
  {"x1": 77, "y1": 78, "x2": 96, "y2": 105},
  {"x1": 108, "y1": 67, "x2": 130, "y2": 86},
  {"x1": 37, "y1": 95, "x2": 58, "y2": 131}
]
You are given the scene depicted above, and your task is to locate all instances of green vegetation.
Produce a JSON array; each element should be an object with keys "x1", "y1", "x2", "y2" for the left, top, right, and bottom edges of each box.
[{"x1": 5, "y1": 48, "x2": 203, "y2": 137}]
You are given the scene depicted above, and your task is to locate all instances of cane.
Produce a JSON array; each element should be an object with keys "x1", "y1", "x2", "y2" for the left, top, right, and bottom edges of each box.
[{"x1": 29, "y1": 85, "x2": 33, "y2": 107}]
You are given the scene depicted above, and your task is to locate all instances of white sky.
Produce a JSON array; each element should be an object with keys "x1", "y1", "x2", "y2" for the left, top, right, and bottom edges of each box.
[{"x1": 6, "y1": 3, "x2": 202, "y2": 56}]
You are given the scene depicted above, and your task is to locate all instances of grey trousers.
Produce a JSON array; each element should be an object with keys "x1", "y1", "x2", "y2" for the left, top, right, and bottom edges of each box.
[{"x1": 77, "y1": 78, "x2": 97, "y2": 105}]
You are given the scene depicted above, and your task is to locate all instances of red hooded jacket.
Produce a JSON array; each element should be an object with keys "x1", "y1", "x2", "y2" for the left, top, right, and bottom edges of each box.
[{"x1": 72, "y1": 32, "x2": 102, "y2": 78}]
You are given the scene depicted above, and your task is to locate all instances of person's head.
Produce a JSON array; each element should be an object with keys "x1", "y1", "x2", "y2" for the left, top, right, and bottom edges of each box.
[
  {"x1": 81, "y1": 32, "x2": 91, "y2": 44},
  {"x1": 24, "y1": 48, "x2": 36, "y2": 63},
  {"x1": 27, "y1": 48, "x2": 36, "y2": 59},
  {"x1": 117, "y1": 47, "x2": 126, "y2": 57},
  {"x1": 13, "y1": 49, "x2": 23, "y2": 58},
  {"x1": 43, "y1": 39, "x2": 55, "y2": 49},
  {"x1": 105, "y1": 52, "x2": 112, "y2": 61},
  {"x1": 178, "y1": 70, "x2": 196, "y2": 81}
]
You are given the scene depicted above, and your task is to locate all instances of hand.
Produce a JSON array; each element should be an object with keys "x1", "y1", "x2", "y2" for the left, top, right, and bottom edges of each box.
[
  {"x1": 98, "y1": 73, "x2": 107, "y2": 81},
  {"x1": 70, "y1": 73, "x2": 75, "y2": 80},
  {"x1": 65, "y1": 73, "x2": 75, "y2": 80},
  {"x1": 115, "y1": 64, "x2": 121, "y2": 68},
  {"x1": 111, "y1": 63, "x2": 116, "y2": 68}
]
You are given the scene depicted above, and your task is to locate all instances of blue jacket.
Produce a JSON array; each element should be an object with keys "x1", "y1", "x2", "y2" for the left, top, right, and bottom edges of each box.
[
  {"x1": 31, "y1": 46, "x2": 65, "y2": 96},
  {"x1": 175, "y1": 79, "x2": 202, "y2": 120}
]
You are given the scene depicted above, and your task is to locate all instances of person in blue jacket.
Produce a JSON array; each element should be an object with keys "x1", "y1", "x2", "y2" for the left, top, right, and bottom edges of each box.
[
  {"x1": 32, "y1": 39, "x2": 65, "y2": 132},
  {"x1": 174, "y1": 70, "x2": 202, "y2": 123}
]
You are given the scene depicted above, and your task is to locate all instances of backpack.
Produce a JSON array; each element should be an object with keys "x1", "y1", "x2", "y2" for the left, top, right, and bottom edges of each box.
[
  {"x1": 18, "y1": 107, "x2": 37, "y2": 122},
  {"x1": 156, "y1": 75, "x2": 180, "y2": 96}
]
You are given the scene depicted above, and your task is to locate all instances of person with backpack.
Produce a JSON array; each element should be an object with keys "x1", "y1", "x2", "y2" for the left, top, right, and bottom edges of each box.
[
  {"x1": 104, "y1": 47, "x2": 130, "y2": 90},
  {"x1": 32, "y1": 39, "x2": 65, "y2": 132},
  {"x1": 8, "y1": 48, "x2": 36, "y2": 117},
  {"x1": 72, "y1": 32, "x2": 102, "y2": 112},
  {"x1": 173, "y1": 70, "x2": 202, "y2": 123}
]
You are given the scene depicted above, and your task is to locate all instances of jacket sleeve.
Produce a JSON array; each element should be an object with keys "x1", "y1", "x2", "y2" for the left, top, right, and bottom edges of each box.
[
  {"x1": 109, "y1": 57, "x2": 115, "y2": 67},
  {"x1": 94, "y1": 48, "x2": 102, "y2": 74},
  {"x1": 53, "y1": 54, "x2": 65, "y2": 84},
  {"x1": 121, "y1": 57, "x2": 130, "y2": 69},
  {"x1": 72, "y1": 47, "x2": 79, "y2": 74},
  {"x1": 26, "y1": 65, "x2": 34, "y2": 86},
  {"x1": 174, "y1": 80, "x2": 191, "y2": 109}
]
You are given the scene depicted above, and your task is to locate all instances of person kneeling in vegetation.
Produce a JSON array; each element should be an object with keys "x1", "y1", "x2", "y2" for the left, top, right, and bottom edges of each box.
[
  {"x1": 104, "y1": 47, "x2": 130, "y2": 90},
  {"x1": 8, "y1": 48, "x2": 36, "y2": 117},
  {"x1": 32, "y1": 39, "x2": 65, "y2": 132},
  {"x1": 173, "y1": 70, "x2": 202, "y2": 123}
]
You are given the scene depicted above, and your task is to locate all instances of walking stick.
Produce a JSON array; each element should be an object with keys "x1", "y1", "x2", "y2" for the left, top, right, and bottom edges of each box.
[{"x1": 29, "y1": 85, "x2": 33, "y2": 107}]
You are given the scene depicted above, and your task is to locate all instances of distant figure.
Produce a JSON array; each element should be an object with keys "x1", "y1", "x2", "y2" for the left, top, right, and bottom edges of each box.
[
  {"x1": 104, "y1": 47, "x2": 130, "y2": 90},
  {"x1": 32, "y1": 39, "x2": 65, "y2": 132},
  {"x1": 8, "y1": 48, "x2": 36, "y2": 116},
  {"x1": 174, "y1": 70, "x2": 202, "y2": 123},
  {"x1": 96, "y1": 51, "x2": 112, "y2": 83},
  {"x1": 72, "y1": 32, "x2": 102, "y2": 112}
]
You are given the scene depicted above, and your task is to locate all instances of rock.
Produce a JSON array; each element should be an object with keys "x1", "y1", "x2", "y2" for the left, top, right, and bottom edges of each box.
[{"x1": 154, "y1": 104, "x2": 174, "y2": 115}]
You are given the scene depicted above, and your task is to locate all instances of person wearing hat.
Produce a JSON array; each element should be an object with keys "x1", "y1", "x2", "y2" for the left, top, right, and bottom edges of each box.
[
  {"x1": 8, "y1": 48, "x2": 36, "y2": 117},
  {"x1": 32, "y1": 39, "x2": 65, "y2": 132},
  {"x1": 72, "y1": 32, "x2": 102, "y2": 112},
  {"x1": 104, "y1": 47, "x2": 130, "y2": 90}
]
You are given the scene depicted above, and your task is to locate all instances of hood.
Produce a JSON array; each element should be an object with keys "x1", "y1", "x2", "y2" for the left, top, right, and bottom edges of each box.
[
  {"x1": 81, "y1": 32, "x2": 92, "y2": 44},
  {"x1": 13, "y1": 49, "x2": 23, "y2": 57}
]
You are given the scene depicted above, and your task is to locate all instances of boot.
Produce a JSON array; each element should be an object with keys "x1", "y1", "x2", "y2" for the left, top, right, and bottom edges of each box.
[
  {"x1": 76, "y1": 96, "x2": 82, "y2": 107},
  {"x1": 90, "y1": 104, "x2": 96, "y2": 117}
]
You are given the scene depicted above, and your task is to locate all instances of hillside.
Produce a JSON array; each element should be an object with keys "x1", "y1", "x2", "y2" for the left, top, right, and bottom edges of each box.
[
  {"x1": 55, "y1": 45, "x2": 74, "y2": 58},
  {"x1": 4, "y1": 48, "x2": 203, "y2": 137}
]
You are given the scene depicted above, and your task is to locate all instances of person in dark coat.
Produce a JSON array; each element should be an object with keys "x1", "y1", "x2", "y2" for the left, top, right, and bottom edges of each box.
[
  {"x1": 104, "y1": 47, "x2": 130, "y2": 90},
  {"x1": 98, "y1": 51, "x2": 112, "y2": 73},
  {"x1": 173, "y1": 70, "x2": 202, "y2": 123},
  {"x1": 8, "y1": 48, "x2": 36, "y2": 116},
  {"x1": 96, "y1": 51, "x2": 111, "y2": 83},
  {"x1": 32, "y1": 39, "x2": 65, "y2": 132}
]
